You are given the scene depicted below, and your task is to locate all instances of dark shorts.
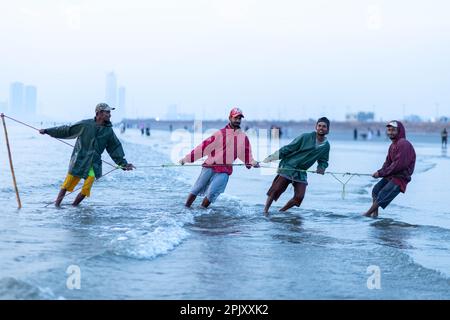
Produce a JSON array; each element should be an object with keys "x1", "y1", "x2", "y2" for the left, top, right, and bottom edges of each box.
[
  {"x1": 267, "y1": 175, "x2": 307, "y2": 202},
  {"x1": 372, "y1": 178, "x2": 401, "y2": 209}
]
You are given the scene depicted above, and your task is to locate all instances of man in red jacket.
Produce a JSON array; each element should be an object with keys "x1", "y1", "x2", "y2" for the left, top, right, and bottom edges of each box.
[
  {"x1": 363, "y1": 120, "x2": 416, "y2": 218},
  {"x1": 179, "y1": 108, "x2": 259, "y2": 208}
]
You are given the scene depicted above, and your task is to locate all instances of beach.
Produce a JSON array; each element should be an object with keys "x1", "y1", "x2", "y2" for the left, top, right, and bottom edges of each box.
[{"x1": 0, "y1": 123, "x2": 449, "y2": 299}]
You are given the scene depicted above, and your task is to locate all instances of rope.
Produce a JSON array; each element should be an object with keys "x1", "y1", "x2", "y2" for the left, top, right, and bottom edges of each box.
[
  {"x1": 135, "y1": 163, "x2": 372, "y2": 199},
  {"x1": 330, "y1": 173, "x2": 355, "y2": 199},
  {"x1": 2, "y1": 114, "x2": 117, "y2": 169},
  {"x1": 258, "y1": 164, "x2": 371, "y2": 199},
  {"x1": 259, "y1": 165, "x2": 371, "y2": 199},
  {"x1": 137, "y1": 163, "x2": 247, "y2": 168},
  {"x1": 136, "y1": 163, "x2": 373, "y2": 179},
  {"x1": 4, "y1": 114, "x2": 373, "y2": 202},
  {"x1": 44, "y1": 167, "x2": 120, "y2": 208},
  {"x1": 258, "y1": 165, "x2": 372, "y2": 177}
]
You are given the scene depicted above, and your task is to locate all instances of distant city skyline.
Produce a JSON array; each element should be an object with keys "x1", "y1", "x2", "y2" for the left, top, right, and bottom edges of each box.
[
  {"x1": 3, "y1": 81, "x2": 38, "y2": 117},
  {"x1": 1, "y1": 1, "x2": 449, "y2": 122},
  {"x1": 105, "y1": 71, "x2": 127, "y2": 121},
  {"x1": 0, "y1": 77, "x2": 447, "y2": 122}
]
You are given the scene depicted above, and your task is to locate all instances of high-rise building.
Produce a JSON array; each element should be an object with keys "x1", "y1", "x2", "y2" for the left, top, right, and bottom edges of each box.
[
  {"x1": 24, "y1": 85, "x2": 37, "y2": 116},
  {"x1": 9, "y1": 82, "x2": 24, "y2": 114},
  {"x1": 105, "y1": 71, "x2": 117, "y2": 108},
  {"x1": 117, "y1": 86, "x2": 126, "y2": 120}
]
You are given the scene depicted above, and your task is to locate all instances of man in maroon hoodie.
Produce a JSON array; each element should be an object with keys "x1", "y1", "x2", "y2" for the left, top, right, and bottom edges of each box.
[{"x1": 363, "y1": 120, "x2": 416, "y2": 218}]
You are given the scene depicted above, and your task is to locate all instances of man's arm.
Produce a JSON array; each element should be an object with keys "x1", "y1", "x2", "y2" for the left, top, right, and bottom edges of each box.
[
  {"x1": 263, "y1": 135, "x2": 304, "y2": 163},
  {"x1": 40, "y1": 122, "x2": 84, "y2": 139},
  {"x1": 179, "y1": 133, "x2": 218, "y2": 165},
  {"x1": 106, "y1": 132, "x2": 134, "y2": 170},
  {"x1": 316, "y1": 146, "x2": 329, "y2": 175},
  {"x1": 377, "y1": 142, "x2": 412, "y2": 177},
  {"x1": 237, "y1": 136, "x2": 259, "y2": 168}
]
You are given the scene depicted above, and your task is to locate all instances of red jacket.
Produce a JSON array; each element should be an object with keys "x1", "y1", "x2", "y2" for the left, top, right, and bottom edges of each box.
[
  {"x1": 377, "y1": 121, "x2": 416, "y2": 193},
  {"x1": 183, "y1": 124, "x2": 257, "y2": 175}
]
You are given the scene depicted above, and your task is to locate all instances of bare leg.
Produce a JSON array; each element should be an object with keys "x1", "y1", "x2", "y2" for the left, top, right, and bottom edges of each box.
[
  {"x1": 55, "y1": 189, "x2": 67, "y2": 207},
  {"x1": 264, "y1": 196, "x2": 275, "y2": 216},
  {"x1": 201, "y1": 197, "x2": 211, "y2": 208},
  {"x1": 279, "y1": 197, "x2": 304, "y2": 212},
  {"x1": 72, "y1": 193, "x2": 86, "y2": 207},
  {"x1": 363, "y1": 199, "x2": 380, "y2": 218},
  {"x1": 185, "y1": 193, "x2": 197, "y2": 208},
  {"x1": 279, "y1": 183, "x2": 306, "y2": 212},
  {"x1": 372, "y1": 208, "x2": 379, "y2": 218}
]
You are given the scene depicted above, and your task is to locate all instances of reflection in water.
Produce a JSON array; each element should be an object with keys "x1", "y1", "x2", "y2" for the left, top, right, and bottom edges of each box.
[
  {"x1": 269, "y1": 214, "x2": 303, "y2": 228},
  {"x1": 370, "y1": 218, "x2": 416, "y2": 249},
  {"x1": 442, "y1": 146, "x2": 447, "y2": 158}
]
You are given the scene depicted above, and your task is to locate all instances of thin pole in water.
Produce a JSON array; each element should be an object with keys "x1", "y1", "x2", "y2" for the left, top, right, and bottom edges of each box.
[{"x1": 1, "y1": 113, "x2": 22, "y2": 209}]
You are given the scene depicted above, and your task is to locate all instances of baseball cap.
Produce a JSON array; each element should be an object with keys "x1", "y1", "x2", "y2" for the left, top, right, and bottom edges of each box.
[
  {"x1": 386, "y1": 120, "x2": 398, "y2": 128},
  {"x1": 229, "y1": 107, "x2": 244, "y2": 118},
  {"x1": 95, "y1": 103, "x2": 115, "y2": 113}
]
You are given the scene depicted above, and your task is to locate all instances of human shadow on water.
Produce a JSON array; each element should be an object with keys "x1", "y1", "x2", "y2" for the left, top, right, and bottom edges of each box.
[
  {"x1": 369, "y1": 218, "x2": 417, "y2": 249},
  {"x1": 188, "y1": 210, "x2": 246, "y2": 237},
  {"x1": 268, "y1": 213, "x2": 303, "y2": 228}
]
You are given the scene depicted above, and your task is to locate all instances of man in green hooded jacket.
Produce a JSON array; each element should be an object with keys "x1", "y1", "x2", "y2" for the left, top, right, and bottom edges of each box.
[
  {"x1": 39, "y1": 103, "x2": 135, "y2": 207},
  {"x1": 262, "y1": 117, "x2": 331, "y2": 215}
]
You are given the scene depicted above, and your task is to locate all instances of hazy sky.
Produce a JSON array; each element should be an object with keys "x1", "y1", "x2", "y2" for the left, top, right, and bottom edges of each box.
[{"x1": 1, "y1": 0, "x2": 449, "y2": 121}]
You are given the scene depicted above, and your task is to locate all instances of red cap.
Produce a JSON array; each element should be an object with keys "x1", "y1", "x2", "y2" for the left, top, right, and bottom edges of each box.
[{"x1": 229, "y1": 107, "x2": 244, "y2": 118}]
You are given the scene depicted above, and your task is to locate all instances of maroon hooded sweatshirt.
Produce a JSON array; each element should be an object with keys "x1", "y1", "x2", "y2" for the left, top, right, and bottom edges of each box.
[{"x1": 377, "y1": 121, "x2": 416, "y2": 193}]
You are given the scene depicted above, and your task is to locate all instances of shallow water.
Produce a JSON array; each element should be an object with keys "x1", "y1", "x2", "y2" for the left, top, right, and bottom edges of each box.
[{"x1": 0, "y1": 124, "x2": 449, "y2": 299}]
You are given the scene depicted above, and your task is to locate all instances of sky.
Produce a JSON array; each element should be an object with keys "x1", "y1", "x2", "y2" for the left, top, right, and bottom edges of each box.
[{"x1": 1, "y1": 0, "x2": 450, "y2": 121}]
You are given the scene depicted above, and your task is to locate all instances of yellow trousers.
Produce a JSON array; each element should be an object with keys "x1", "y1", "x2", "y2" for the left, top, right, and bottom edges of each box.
[{"x1": 61, "y1": 173, "x2": 95, "y2": 197}]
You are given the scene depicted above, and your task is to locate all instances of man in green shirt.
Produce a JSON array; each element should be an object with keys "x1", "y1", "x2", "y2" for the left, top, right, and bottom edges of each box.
[
  {"x1": 262, "y1": 117, "x2": 331, "y2": 215},
  {"x1": 39, "y1": 103, "x2": 135, "y2": 207}
]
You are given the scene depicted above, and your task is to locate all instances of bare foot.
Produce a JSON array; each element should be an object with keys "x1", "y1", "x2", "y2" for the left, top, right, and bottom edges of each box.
[
  {"x1": 363, "y1": 212, "x2": 372, "y2": 217},
  {"x1": 371, "y1": 212, "x2": 379, "y2": 218}
]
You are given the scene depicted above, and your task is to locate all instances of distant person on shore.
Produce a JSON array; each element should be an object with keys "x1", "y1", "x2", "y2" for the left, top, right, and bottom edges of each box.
[
  {"x1": 179, "y1": 108, "x2": 259, "y2": 208},
  {"x1": 363, "y1": 121, "x2": 416, "y2": 218},
  {"x1": 354, "y1": 128, "x2": 358, "y2": 140},
  {"x1": 262, "y1": 117, "x2": 330, "y2": 215},
  {"x1": 442, "y1": 128, "x2": 448, "y2": 148},
  {"x1": 39, "y1": 103, "x2": 135, "y2": 207},
  {"x1": 367, "y1": 128, "x2": 373, "y2": 140},
  {"x1": 270, "y1": 125, "x2": 282, "y2": 140}
]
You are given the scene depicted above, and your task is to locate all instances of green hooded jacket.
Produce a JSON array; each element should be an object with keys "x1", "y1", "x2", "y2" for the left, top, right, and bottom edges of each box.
[
  {"x1": 45, "y1": 118, "x2": 128, "y2": 179},
  {"x1": 268, "y1": 132, "x2": 330, "y2": 182}
]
